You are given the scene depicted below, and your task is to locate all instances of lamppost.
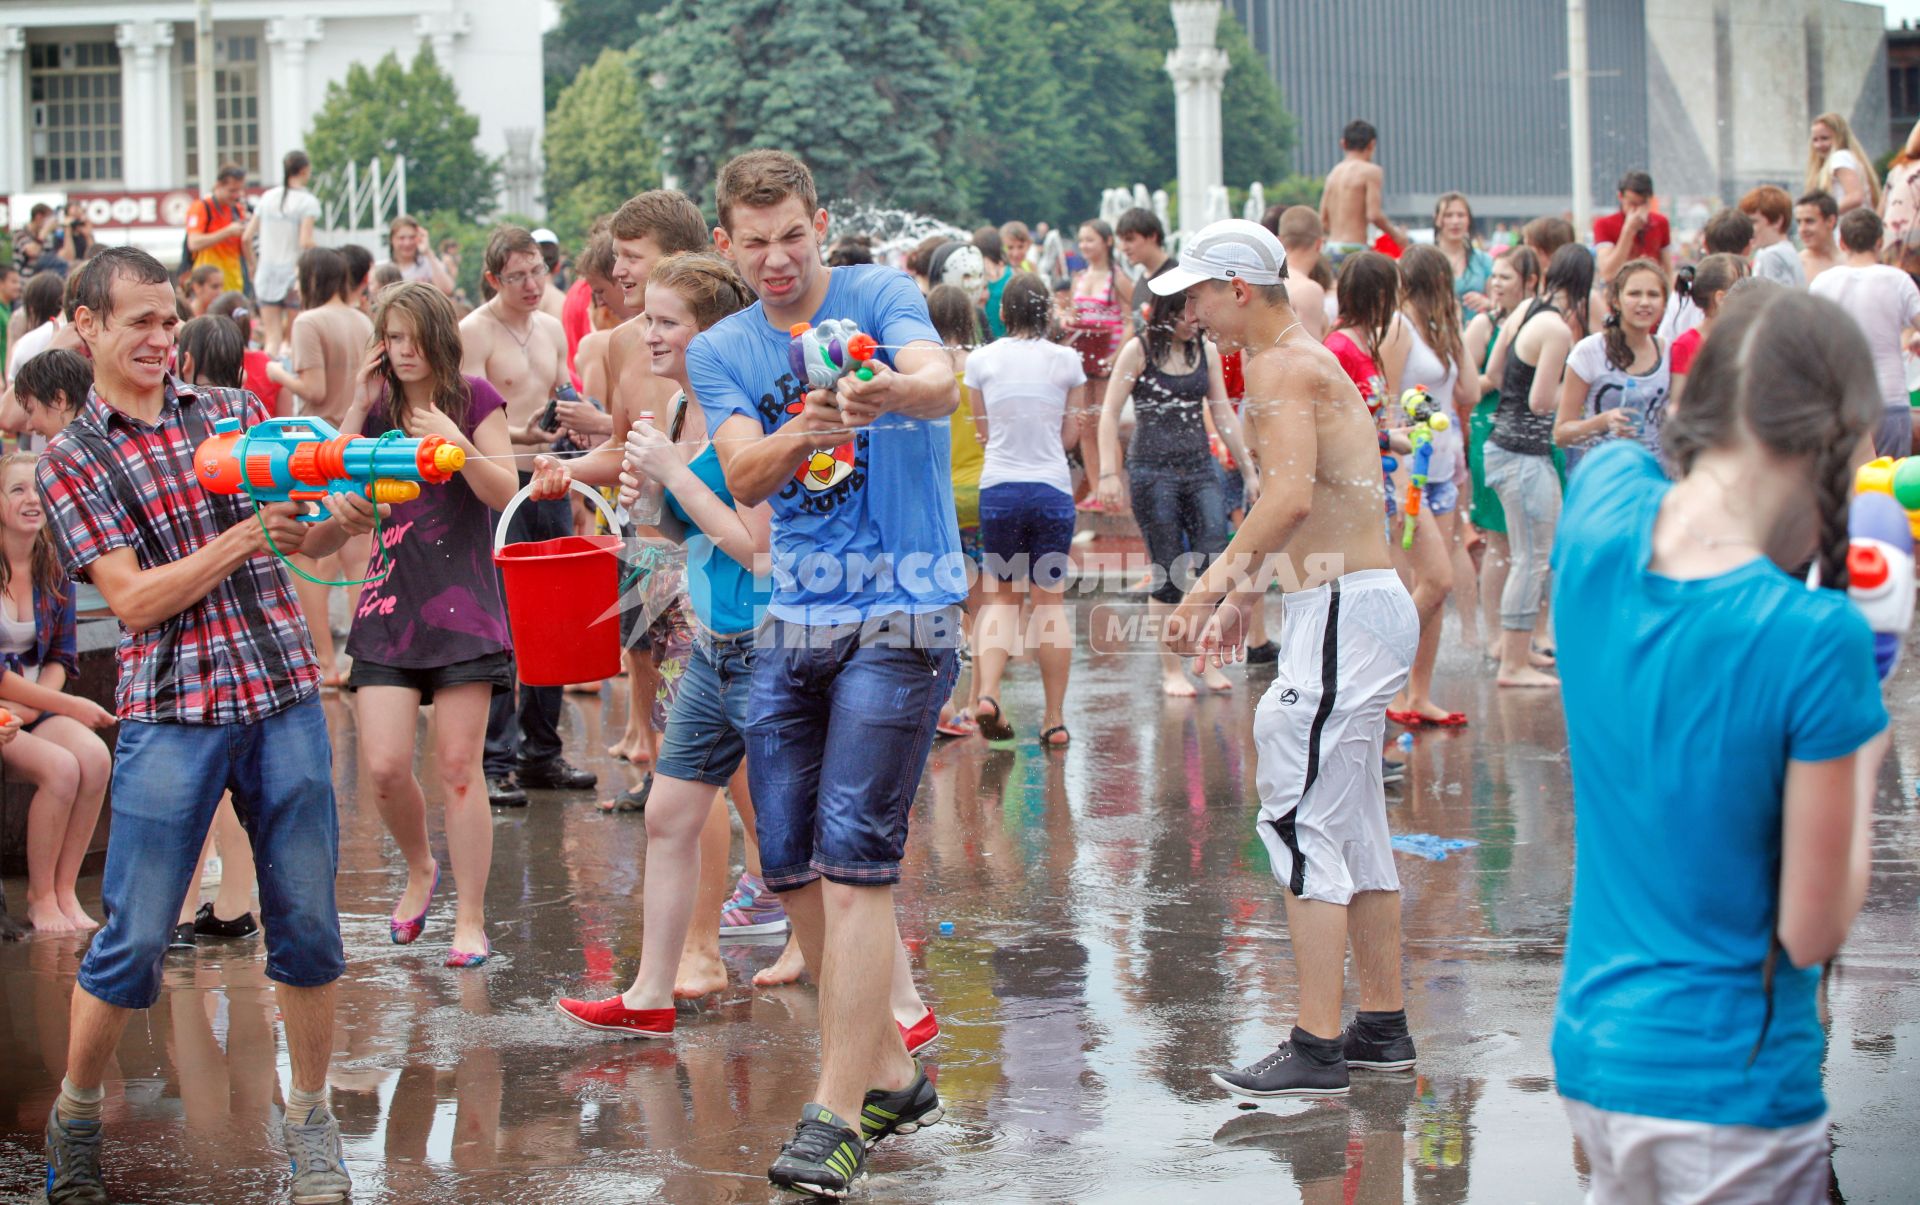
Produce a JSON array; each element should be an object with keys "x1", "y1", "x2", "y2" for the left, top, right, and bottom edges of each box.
[{"x1": 1166, "y1": 1, "x2": 1229, "y2": 238}]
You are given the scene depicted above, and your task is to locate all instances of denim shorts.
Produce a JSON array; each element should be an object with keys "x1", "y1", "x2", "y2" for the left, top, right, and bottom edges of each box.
[
  {"x1": 78, "y1": 695, "x2": 344, "y2": 1010},
  {"x1": 746, "y1": 610, "x2": 960, "y2": 891},
  {"x1": 655, "y1": 630, "x2": 758, "y2": 787},
  {"x1": 979, "y1": 482, "x2": 1076, "y2": 587},
  {"x1": 1425, "y1": 479, "x2": 1459, "y2": 517},
  {"x1": 347, "y1": 650, "x2": 514, "y2": 704}
]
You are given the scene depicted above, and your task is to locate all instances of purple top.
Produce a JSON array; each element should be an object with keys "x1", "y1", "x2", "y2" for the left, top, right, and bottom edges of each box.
[{"x1": 345, "y1": 376, "x2": 511, "y2": 668}]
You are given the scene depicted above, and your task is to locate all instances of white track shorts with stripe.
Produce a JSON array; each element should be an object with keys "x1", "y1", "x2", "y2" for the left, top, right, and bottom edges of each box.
[{"x1": 1252, "y1": 568, "x2": 1418, "y2": 905}]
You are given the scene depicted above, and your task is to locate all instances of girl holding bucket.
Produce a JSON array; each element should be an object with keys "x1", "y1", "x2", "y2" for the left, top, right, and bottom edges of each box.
[{"x1": 341, "y1": 281, "x2": 567, "y2": 967}]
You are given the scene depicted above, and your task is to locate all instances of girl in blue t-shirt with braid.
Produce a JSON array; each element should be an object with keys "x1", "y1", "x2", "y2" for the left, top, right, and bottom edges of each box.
[{"x1": 1550, "y1": 288, "x2": 1889, "y2": 1198}]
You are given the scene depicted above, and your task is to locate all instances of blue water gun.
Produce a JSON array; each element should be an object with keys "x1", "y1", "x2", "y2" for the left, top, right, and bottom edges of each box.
[
  {"x1": 193, "y1": 415, "x2": 466, "y2": 521},
  {"x1": 788, "y1": 320, "x2": 877, "y2": 391},
  {"x1": 1398, "y1": 386, "x2": 1451, "y2": 550}
]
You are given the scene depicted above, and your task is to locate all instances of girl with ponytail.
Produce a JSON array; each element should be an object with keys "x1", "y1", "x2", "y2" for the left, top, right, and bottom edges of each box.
[
  {"x1": 1553, "y1": 258, "x2": 1670, "y2": 472},
  {"x1": 1668, "y1": 253, "x2": 1748, "y2": 406},
  {"x1": 1550, "y1": 288, "x2": 1887, "y2": 1198},
  {"x1": 244, "y1": 149, "x2": 319, "y2": 358}
]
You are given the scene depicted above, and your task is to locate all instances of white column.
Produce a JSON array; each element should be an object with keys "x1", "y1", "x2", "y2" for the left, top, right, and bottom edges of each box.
[
  {"x1": 415, "y1": 12, "x2": 471, "y2": 67},
  {"x1": 1166, "y1": 1, "x2": 1229, "y2": 238},
  {"x1": 266, "y1": 17, "x2": 324, "y2": 167},
  {"x1": 116, "y1": 20, "x2": 174, "y2": 188},
  {"x1": 0, "y1": 27, "x2": 23, "y2": 194}
]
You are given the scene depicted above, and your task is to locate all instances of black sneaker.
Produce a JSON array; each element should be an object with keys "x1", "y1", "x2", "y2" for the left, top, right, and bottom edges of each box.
[
  {"x1": 168, "y1": 922, "x2": 196, "y2": 951},
  {"x1": 1245, "y1": 640, "x2": 1280, "y2": 665},
  {"x1": 1209, "y1": 1039, "x2": 1350, "y2": 1099},
  {"x1": 486, "y1": 775, "x2": 529, "y2": 808},
  {"x1": 517, "y1": 758, "x2": 596, "y2": 791},
  {"x1": 767, "y1": 1103, "x2": 865, "y2": 1197},
  {"x1": 44, "y1": 1107, "x2": 107, "y2": 1204},
  {"x1": 1342, "y1": 1021, "x2": 1416, "y2": 1072},
  {"x1": 860, "y1": 1060, "x2": 942, "y2": 1145},
  {"x1": 193, "y1": 901, "x2": 259, "y2": 939}
]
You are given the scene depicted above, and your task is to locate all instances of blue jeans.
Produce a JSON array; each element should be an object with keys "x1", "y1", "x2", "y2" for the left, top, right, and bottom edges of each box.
[
  {"x1": 1128, "y1": 462, "x2": 1228, "y2": 604},
  {"x1": 78, "y1": 695, "x2": 344, "y2": 1010},
  {"x1": 746, "y1": 610, "x2": 960, "y2": 891},
  {"x1": 654, "y1": 630, "x2": 758, "y2": 787},
  {"x1": 484, "y1": 473, "x2": 570, "y2": 776}
]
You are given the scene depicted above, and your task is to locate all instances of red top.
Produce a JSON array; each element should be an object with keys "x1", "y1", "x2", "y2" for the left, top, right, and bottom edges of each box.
[
  {"x1": 1669, "y1": 326, "x2": 1703, "y2": 376},
  {"x1": 561, "y1": 277, "x2": 593, "y2": 392},
  {"x1": 1592, "y1": 210, "x2": 1671, "y2": 263},
  {"x1": 242, "y1": 349, "x2": 285, "y2": 416},
  {"x1": 1220, "y1": 349, "x2": 1245, "y2": 401},
  {"x1": 1325, "y1": 330, "x2": 1386, "y2": 411}
]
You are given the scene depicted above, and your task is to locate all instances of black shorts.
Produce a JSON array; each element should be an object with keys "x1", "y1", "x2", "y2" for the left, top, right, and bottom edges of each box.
[{"x1": 346, "y1": 651, "x2": 514, "y2": 704}]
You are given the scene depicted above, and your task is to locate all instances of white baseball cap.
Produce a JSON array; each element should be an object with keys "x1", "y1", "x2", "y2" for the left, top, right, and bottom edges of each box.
[
  {"x1": 1148, "y1": 219, "x2": 1287, "y2": 295},
  {"x1": 530, "y1": 227, "x2": 559, "y2": 245}
]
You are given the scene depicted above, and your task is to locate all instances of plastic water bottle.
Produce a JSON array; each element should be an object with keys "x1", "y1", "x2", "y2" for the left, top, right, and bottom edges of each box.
[
  {"x1": 1619, "y1": 374, "x2": 1646, "y2": 443},
  {"x1": 625, "y1": 410, "x2": 665, "y2": 528}
]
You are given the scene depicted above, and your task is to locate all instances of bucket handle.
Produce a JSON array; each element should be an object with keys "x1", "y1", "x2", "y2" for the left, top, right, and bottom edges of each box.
[{"x1": 494, "y1": 479, "x2": 623, "y2": 555}]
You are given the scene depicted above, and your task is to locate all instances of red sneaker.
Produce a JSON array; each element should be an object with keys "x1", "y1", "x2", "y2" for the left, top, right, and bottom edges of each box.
[
  {"x1": 899, "y1": 1008, "x2": 939, "y2": 1056},
  {"x1": 555, "y1": 995, "x2": 675, "y2": 1039}
]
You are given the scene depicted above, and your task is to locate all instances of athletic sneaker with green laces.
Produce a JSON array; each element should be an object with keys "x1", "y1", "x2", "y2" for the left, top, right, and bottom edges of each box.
[
  {"x1": 284, "y1": 1105, "x2": 353, "y2": 1203},
  {"x1": 767, "y1": 1102, "x2": 866, "y2": 1197},
  {"x1": 859, "y1": 1059, "x2": 943, "y2": 1145},
  {"x1": 43, "y1": 1108, "x2": 106, "y2": 1205}
]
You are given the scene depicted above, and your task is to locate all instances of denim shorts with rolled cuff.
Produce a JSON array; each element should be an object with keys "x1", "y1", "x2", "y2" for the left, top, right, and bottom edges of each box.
[
  {"x1": 347, "y1": 649, "x2": 514, "y2": 705},
  {"x1": 745, "y1": 609, "x2": 961, "y2": 891},
  {"x1": 77, "y1": 694, "x2": 345, "y2": 1010},
  {"x1": 1424, "y1": 478, "x2": 1460, "y2": 517},
  {"x1": 654, "y1": 628, "x2": 758, "y2": 787}
]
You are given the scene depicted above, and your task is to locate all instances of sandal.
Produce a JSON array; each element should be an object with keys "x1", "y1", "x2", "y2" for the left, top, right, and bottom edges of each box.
[
  {"x1": 597, "y1": 773, "x2": 653, "y2": 814},
  {"x1": 1040, "y1": 725, "x2": 1070, "y2": 748},
  {"x1": 936, "y1": 710, "x2": 977, "y2": 739},
  {"x1": 976, "y1": 696, "x2": 1016, "y2": 742}
]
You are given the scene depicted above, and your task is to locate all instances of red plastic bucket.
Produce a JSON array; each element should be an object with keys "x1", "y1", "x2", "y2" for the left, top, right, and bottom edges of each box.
[{"x1": 493, "y1": 481, "x2": 623, "y2": 687}]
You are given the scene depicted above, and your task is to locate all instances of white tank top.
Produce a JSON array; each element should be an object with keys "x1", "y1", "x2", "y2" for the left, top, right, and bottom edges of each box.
[
  {"x1": 0, "y1": 597, "x2": 34, "y2": 657},
  {"x1": 1399, "y1": 313, "x2": 1463, "y2": 483}
]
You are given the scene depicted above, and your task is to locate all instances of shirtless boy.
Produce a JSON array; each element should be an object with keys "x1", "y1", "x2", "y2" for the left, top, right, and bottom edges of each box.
[
  {"x1": 1319, "y1": 121, "x2": 1408, "y2": 269},
  {"x1": 462, "y1": 226, "x2": 593, "y2": 806},
  {"x1": 1274, "y1": 206, "x2": 1329, "y2": 340},
  {"x1": 1157, "y1": 219, "x2": 1421, "y2": 1099},
  {"x1": 1796, "y1": 190, "x2": 1842, "y2": 284}
]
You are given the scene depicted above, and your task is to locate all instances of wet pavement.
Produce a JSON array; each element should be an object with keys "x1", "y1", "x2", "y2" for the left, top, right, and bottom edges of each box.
[{"x1": 1, "y1": 601, "x2": 1918, "y2": 1203}]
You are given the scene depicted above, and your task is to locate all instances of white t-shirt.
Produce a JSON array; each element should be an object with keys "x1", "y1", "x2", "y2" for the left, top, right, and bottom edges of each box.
[
  {"x1": 254, "y1": 186, "x2": 321, "y2": 268},
  {"x1": 965, "y1": 336, "x2": 1086, "y2": 494},
  {"x1": 1810, "y1": 264, "x2": 1920, "y2": 410},
  {"x1": 1657, "y1": 290, "x2": 1702, "y2": 343},
  {"x1": 1564, "y1": 331, "x2": 1672, "y2": 472},
  {"x1": 1398, "y1": 313, "x2": 1463, "y2": 483},
  {"x1": 1827, "y1": 148, "x2": 1863, "y2": 192},
  {"x1": 5, "y1": 319, "x2": 57, "y2": 379},
  {"x1": 1752, "y1": 241, "x2": 1806, "y2": 289}
]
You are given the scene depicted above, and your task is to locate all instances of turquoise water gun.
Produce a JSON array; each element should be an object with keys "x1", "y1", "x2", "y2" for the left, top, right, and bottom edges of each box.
[
  {"x1": 1399, "y1": 386, "x2": 1451, "y2": 551},
  {"x1": 193, "y1": 415, "x2": 466, "y2": 520}
]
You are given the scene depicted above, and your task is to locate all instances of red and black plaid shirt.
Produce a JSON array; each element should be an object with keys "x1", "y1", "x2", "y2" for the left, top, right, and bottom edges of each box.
[{"x1": 37, "y1": 379, "x2": 320, "y2": 724}]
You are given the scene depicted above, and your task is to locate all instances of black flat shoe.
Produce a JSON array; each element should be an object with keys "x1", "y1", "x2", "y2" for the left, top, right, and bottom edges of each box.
[{"x1": 193, "y1": 902, "x2": 259, "y2": 939}]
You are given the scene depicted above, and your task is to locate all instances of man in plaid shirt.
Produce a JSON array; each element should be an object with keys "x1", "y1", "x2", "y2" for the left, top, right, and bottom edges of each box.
[{"x1": 35, "y1": 247, "x2": 380, "y2": 1205}]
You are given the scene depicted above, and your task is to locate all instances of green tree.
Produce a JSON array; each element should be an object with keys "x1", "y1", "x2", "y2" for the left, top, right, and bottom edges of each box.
[
  {"x1": 543, "y1": 0, "x2": 666, "y2": 110},
  {"x1": 306, "y1": 48, "x2": 498, "y2": 224},
  {"x1": 543, "y1": 49, "x2": 660, "y2": 244},
  {"x1": 643, "y1": 0, "x2": 979, "y2": 221}
]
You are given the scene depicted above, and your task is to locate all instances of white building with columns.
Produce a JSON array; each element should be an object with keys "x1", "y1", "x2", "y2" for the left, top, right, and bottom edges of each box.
[{"x1": 0, "y1": 0, "x2": 543, "y2": 236}]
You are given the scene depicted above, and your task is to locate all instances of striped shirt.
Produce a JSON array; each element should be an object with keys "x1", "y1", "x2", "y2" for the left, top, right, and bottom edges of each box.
[{"x1": 37, "y1": 379, "x2": 320, "y2": 724}]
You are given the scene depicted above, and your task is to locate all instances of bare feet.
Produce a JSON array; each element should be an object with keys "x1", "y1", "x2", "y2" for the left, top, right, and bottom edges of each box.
[
  {"x1": 752, "y1": 938, "x2": 808, "y2": 987},
  {"x1": 27, "y1": 897, "x2": 80, "y2": 932},
  {"x1": 674, "y1": 946, "x2": 728, "y2": 999},
  {"x1": 1529, "y1": 649, "x2": 1557, "y2": 670},
  {"x1": 1202, "y1": 666, "x2": 1234, "y2": 693},
  {"x1": 1497, "y1": 666, "x2": 1560, "y2": 688},
  {"x1": 607, "y1": 734, "x2": 636, "y2": 760},
  {"x1": 58, "y1": 896, "x2": 99, "y2": 930},
  {"x1": 1162, "y1": 671, "x2": 1198, "y2": 698}
]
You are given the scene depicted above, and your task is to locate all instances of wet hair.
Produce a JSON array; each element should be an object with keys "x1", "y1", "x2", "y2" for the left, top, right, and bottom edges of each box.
[
  {"x1": 209, "y1": 291, "x2": 253, "y2": 344},
  {"x1": 176, "y1": 315, "x2": 246, "y2": 389},
  {"x1": 999, "y1": 272, "x2": 1053, "y2": 339},
  {"x1": 1664, "y1": 289, "x2": 1879, "y2": 589},
  {"x1": 1543, "y1": 244, "x2": 1595, "y2": 338},
  {"x1": 1739, "y1": 185, "x2": 1795, "y2": 233},
  {"x1": 1274, "y1": 205, "x2": 1322, "y2": 250},
  {"x1": 0, "y1": 452, "x2": 67, "y2": 603},
  {"x1": 1333, "y1": 250, "x2": 1400, "y2": 380},
  {"x1": 189, "y1": 264, "x2": 223, "y2": 291},
  {"x1": 576, "y1": 231, "x2": 617, "y2": 283},
  {"x1": 906, "y1": 235, "x2": 947, "y2": 282},
  {"x1": 1398, "y1": 245, "x2": 1465, "y2": 371},
  {"x1": 1342, "y1": 119, "x2": 1377, "y2": 151},
  {"x1": 216, "y1": 163, "x2": 246, "y2": 184},
  {"x1": 1139, "y1": 285, "x2": 1201, "y2": 370},
  {"x1": 648, "y1": 253, "x2": 754, "y2": 440},
  {"x1": 297, "y1": 247, "x2": 348, "y2": 307},
  {"x1": 1116, "y1": 208, "x2": 1165, "y2": 248},
  {"x1": 1795, "y1": 190, "x2": 1839, "y2": 222},
  {"x1": 1492, "y1": 246, "x2": 1542, "y2": 315},
  {"x1": 1522, "y1": 216, "x2": 1575, "y2": 264},
  {"x1": 827, "y1": 236, "x2": 874, "y2": 266},
  {"x1": 972, "y1": 225, "x2": 1005, "y2": 265},
  {"x1": 1674, "y1": 253, "x2": 1746, "y2": 320},
  {"x1": 927, "y1": 284, "x2": 981, "y2": 351},
  {"x1": 1078, "y1": 219, "x2": 1115, "y2": 268},
  {"x1": 1838, "y1": 208, "x2": 1883, "y2": 254},
  {"x1": 484, "y1": 226, "x2": 541, "y2": 281},
  {"x1": 1433, "y1": 191, "x2": 1475, "y2": 242},
  {"x1": 1599, "y1": 257, "x2": 1665, "y2": 369},
  {"x1": 12, "y1": 347, "x2": 91, "y2": 419},
  {"x1": 609, "y1": 189, "x2": 708, "y2": 254},
  {"x1": 19, "y1": 272, "x2": 63, "y2": 328},
  {"x1": 68, "y1": 246, "x2": 171, "y2": 322},
  {"x1": 1616, "y1": 169, "x2": 1654, "y2": 197},
  {"x1": 1702, "y1": 208, "x2": 1755, "y2": 256},
  {"x1": 372, "y1": 281, "x2": 471, "y2": 431},
  {"x1": 279, "y1": 150, "x2": 311, "y2": 208},
  {"x1": 716, "y1": 150, "x2": 817, "y2": 233},
  {"x1": 340, "y1": 244, "x2": 373, "y2": 293},
  {"x1": 370, "y1": 262, "x2": 405, "y2": 293}
]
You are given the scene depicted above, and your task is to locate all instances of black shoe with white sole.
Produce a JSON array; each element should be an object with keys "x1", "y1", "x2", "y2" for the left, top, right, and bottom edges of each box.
[
  {"x1": 1209, "y1": 1033, "x2": 1350, "y2": 1099},
  {"x1": 1342, "y1": 1017, "x2": 1417, "y2": 1071},
  {"x1": 767, "y1": 1103, "x2": 866, "y2": 1197},
  {"x1": 860, "y1": 1060, "x2": 942, "y2": 1145}
]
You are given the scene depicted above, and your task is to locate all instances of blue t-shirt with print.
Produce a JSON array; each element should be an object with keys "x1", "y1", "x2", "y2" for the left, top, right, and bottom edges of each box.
[
  {"x1": 1549, "y1": 442, "x2": 1887, "y2": 1128},
  {"x1": 687, "y1": 264, "x2": 965, "y2": 624}
]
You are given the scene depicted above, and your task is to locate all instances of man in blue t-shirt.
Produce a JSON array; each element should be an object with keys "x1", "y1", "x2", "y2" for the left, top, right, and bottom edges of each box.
[{"x1": 686, "y1": 150, "x2": 963, "y2": 1195}]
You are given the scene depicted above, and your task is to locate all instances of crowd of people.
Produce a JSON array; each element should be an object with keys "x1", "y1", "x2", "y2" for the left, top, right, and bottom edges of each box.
[{"x1": 0, "y1": 108, "x2": 1904, "y2": 1203}]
